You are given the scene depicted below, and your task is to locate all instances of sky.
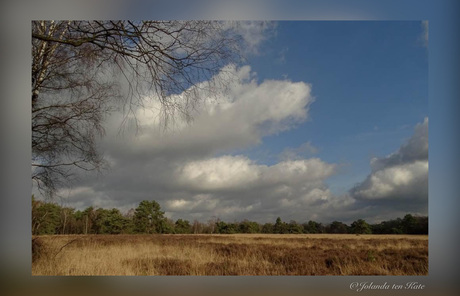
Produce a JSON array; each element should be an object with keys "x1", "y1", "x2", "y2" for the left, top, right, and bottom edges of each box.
[{"x1": 47, "y1": 21, "x2": 428, "y2": 224}]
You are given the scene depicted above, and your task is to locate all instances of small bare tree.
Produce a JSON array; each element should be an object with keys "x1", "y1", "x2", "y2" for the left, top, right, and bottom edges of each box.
[{"x1": 32, "y1": 20, "x2": 247, "y2": 198}]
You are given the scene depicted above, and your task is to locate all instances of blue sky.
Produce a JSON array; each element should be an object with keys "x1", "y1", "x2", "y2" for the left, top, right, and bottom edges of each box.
[
  {"x1": 43, "y1": 21, "x2": 429, "y2": 224},
  {"x1": 241, "y1": 21, "x2": 428, "y2": 194}
]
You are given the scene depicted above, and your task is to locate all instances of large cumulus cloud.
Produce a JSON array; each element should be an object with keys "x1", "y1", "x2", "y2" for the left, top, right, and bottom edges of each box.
[
  {"x1": 168, "y1": 156, "x2": 337, "y2": 221},
  {"x1": 177, "y1": 156, "x2": 335, "y2": 192},
  {"x1": 101, "y1": 64, "x2": 313, "y2": 162}
]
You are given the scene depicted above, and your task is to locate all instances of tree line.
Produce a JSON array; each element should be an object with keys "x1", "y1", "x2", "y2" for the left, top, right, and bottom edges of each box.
[{"x1": 32, "y1": 197, "x2": 428, "y2": 235}]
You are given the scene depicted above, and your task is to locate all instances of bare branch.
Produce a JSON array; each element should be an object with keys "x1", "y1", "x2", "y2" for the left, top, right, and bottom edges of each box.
[{"x1": 32, "y1": 20, "x2": 247, "y2": 198}]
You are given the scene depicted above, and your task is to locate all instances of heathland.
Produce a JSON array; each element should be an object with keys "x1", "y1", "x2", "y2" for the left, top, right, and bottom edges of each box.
[{"x1": 32, "y1": 234, "x2": 428, "y2": 276}]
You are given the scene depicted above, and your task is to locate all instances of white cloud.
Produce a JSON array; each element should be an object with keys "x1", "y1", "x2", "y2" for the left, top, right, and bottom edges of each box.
[
  {"x1": 301, "y1": 188, "x2": 330, "y2": 203},
  {"x1": 62, "y1": 154, "x2": 339, "y2": 222},
  {"x1": 164, "y1": 155, "x2": 338, "y2": 222},
  {"x1": 261, "y1": 158, "x2": 335, "y2": 186},
  {"x1": 177, "y1": 156, "x2": 336, "y2": 192},
  {"x1": 102, "y1": 64, "x2": 313, "y2": 160},
  {"x1": 166, "y1": 194, "x2": 218, "y2": 212},
  {"x1": 352, "y1": 160, "x2": 428, "y2": 200},
  {"x1": 279, "y1": 141, "x2": 318, "y2": 161},
  {"x1": 177, "y1": 155, "x2": 260, "y2": 191},
  {"x1": 223, "y1": 21, "x2": 277, "y2": 55}
]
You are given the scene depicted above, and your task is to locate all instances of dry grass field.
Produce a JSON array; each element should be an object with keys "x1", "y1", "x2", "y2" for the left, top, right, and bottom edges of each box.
[{"x1": 32, "y1": 234, "x2": 428, "y2": 276}]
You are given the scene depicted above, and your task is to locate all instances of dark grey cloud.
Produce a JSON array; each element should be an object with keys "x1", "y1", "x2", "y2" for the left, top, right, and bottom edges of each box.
[
  {"x1": 348, "y1": 118, "x2": 428, "y2": 218},
  {"x1": 369, "y1": 117, "x2": 428, "y2": 171}
]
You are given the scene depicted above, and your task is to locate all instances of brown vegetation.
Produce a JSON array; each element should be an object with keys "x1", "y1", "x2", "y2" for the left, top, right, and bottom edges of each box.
[{"x1": 32, "y1": 234, "x2": 428, "y2": 276}]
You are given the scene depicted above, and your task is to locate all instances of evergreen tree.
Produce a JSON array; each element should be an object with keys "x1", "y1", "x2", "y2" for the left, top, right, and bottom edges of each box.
[
  {"x1": 261, "y1": 223, "x2": 274, "y2": 234},
  {"x1": 133, "y1": 200, "x2": 166, "y2": 234},
  {"x1": 350, "y1": 219, "x2": 372, "y2": 234},
  {"x1": 32, "y1": 197, "x2": 61, "y2": 235},
  {"x1": 175, "y1": 219, "x2": 192, "y2": 234},
  {"x1": 274, "y1": 217, "x2": 288, "y2": 234},
  {"x1": 327, "y1": 221, "x2": 349, "y2": 234},
  {"x1": 287, "y1": 220, "x2": 303, "y2": 234}
]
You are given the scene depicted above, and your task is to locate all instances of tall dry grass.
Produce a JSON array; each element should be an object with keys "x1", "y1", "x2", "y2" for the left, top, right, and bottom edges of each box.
[{"x1": 32, "y1": 234, "x2": 428, "y2": 276}]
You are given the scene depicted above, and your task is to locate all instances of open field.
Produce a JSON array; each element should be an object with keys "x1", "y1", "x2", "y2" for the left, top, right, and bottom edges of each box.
[{"x1": 32, "y1": 234, "x2": 428, "y2": 276}]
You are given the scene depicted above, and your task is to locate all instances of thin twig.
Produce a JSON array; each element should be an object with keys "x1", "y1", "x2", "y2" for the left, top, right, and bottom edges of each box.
[{"x1": 53, "y1": 238, "x2": 79, "y2": 259}]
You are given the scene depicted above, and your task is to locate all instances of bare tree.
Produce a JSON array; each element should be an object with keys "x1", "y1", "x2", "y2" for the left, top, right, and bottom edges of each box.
[
  {"x1": 207, "y1": 215, "x2": 219, "y2": 234},
  {"x1": 192, "y1": 219, "x2": 203, "y2": 234},
  {"x1": 32, "y1": 20, "x2": 246, "y2": 198}
]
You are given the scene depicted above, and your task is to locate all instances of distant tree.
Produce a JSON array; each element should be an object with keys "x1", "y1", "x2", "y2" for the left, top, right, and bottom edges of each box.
[
  {"x1": 122, "y1": 209, "x2": 135, "y2": 234},
  {"x1": 133, "y1": 200, "x2": 166, "y2": 234},
  {"x1": 350, "y1": 219, "x2": 372, "y2": 234},
  {"x1": 215, "y1": 221, "x2": 227, "y2": 234},
  {"x1": 215, "y1": 221, "x2": 230, "y2": 234},
  {"x1": 31, "y1": 197, "x2": 61, "y2": 235},
  {"x1": 414, "y1": 216, "x2": 428, "y2": 234},
  {"x1": 387, "y1": 218, "x2": 403, "y2": 234},
  {"x1": 302, "y1": 220, "x2": 322, "y2": 234},
  {"x1": 215, "y1": 221, "x2": 239, "y2": 234},
  {"x1": 125, "y1": 208, "x2": 136, "y2": 219},
  {"x1": 239, "y1": 220, "x2": 261, "y2": 233},
  {"x1": 175, "y1": 219, "x2": 192, "y2": 234},
  {"x1": 274, "y1": 217, "x2": 289, "y2": 234},
  {"x1": 72, "y1": 209, "x2": 90, "y2": 234},
  {"x1": 32, "y1": 195, "x2": 42, "y2": 234},
  {"x1": 106, "y1": 208, "x2": 130, "y2": 234},
  {"x1": 228, "y1": 223, "x2": 239, "y2": 234},
  {"x1": 207, "y1": 216, "x2": 219, "y2": 234},
  {"x1": 287, "y1": 220, "x2": 303, "y2": 234},
  {"x1": 327, "y1": 221, "x2": 349, "y2": 234},
  {"x1": 370, "y1": 215, "x2": 428, "y2": 235},
  {"x1": 192, "y1": 219, "x2": 203, "y2": 234},
  {"x1": 261, "y1": 222, "x2": 274, "y2": 234},
  {"x1": 59, "y1": 206, "x2": 75, "y2": 234},
  {"x1": 372, "y1": 218, "x2": 403, "y2": 234},
  {"x1": 162, "y1": 218, "x2": 176, "y2": 234},
  {"x1": 402, "y1": 214, "x2": 417, "y2": 234},
  {"x1": 92, "y1": 208, "x2": 109, "y2": 234},
  {"x1": 274, "y1": 217, "x2": 282, "y2": 233},
  {"x1": 81, "y1": 206, "x2": 96, "y2": 234}
]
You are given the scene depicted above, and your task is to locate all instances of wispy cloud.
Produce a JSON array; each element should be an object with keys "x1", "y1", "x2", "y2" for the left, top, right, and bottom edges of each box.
[
  {"x1": 421, "y1": 21, "x2": 429, "y2": 47},
  {"x1": 277, "y1": 47, "x2": 289, "y2": 64},
  {"x1": 279, "y1": 141, "x2": 318, "y2": 161},
  {"x1": 225, "y1": 21, "x2": 277, "y2": 55}
]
